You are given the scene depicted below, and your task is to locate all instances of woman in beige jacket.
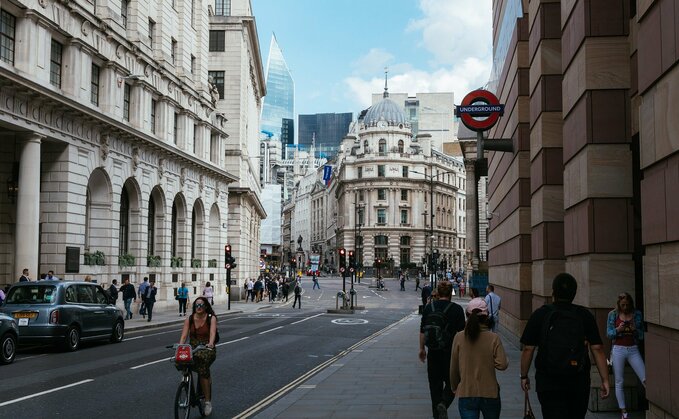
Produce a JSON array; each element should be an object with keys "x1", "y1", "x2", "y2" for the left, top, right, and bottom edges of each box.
[{"x1": 450, "y1": 297, "x2": 508, "y2": 419}]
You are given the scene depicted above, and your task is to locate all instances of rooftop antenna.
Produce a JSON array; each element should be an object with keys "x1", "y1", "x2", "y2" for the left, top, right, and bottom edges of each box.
[{"x1": 383, "y1": 67, "x2": 389, "y2": 98}]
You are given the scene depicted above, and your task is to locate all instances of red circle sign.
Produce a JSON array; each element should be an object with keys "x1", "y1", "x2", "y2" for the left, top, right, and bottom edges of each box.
[
  {"x1": 340, "y1": 267, "x2": 345, "y2": 273},
  {"x1": 456, "y1": 89, "x2": 504, "y2": 132}
]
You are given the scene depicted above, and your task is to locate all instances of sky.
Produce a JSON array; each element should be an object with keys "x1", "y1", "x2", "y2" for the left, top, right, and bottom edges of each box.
[{"x1": 252, "y1": 0, "x2": 493, "y2": 117}]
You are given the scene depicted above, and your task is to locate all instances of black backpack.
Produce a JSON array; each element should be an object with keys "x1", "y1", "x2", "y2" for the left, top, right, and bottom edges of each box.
[
  {"x1": 190, "y1": 314, "x2": 220, "y2": 344},
  {"x1": 423, "y1": 302, "x2": 454, "y2": 351},
  {"x1": 539, "y1": 304, "x2": 587, "y2": 376}
]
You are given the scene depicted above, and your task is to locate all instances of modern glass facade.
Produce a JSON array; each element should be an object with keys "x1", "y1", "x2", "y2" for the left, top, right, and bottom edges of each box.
[
  {"x1": 298, "y1": 112, "x2": 352, "y2": 160},
  {"x1": 260, "y1": 34, "x2": 294, "y2": 142}
]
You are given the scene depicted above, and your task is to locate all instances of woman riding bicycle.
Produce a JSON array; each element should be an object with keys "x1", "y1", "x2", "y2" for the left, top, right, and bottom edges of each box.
[{"x1": 179, "y1": 296, "x2": 217, "y2": 415}]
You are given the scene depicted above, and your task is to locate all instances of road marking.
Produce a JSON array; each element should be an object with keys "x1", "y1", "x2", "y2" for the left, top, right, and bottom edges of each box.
[
  {"x1": 290, "y1": 313, "x2": 324, "y2": 325},
  {"x1": 130, "y1": 357, "x2": 172, "y2": 370},
  {"x1": 307, "y1": 355, "x2": 318, "y2": 358},
  {"x1": 0, "y1": 379, "x2": 94, "y2": 407},
  {"x1": 125, "y1": 336, "x2": 145, "y2": 341},
  {"x1": 331, "y1": 318, "x2": 368, "y2": 325},
  {"x1": 259, "y1": 326, "x2": 284, "y2": 335},
  {"x1": 298, "y1": 384, "x2": 316, "y2": 389},
  {"x1": 216, "y1": 336, "x2": 249, "y2": 347}
]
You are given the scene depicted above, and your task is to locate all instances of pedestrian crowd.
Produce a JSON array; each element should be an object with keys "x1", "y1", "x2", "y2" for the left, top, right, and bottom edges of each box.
[{"x1": 420, "y1": 272, "x2": 645, "y2": 419}]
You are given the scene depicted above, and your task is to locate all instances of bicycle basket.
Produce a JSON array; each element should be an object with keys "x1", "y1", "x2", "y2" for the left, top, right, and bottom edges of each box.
[{"x1": 174, "y1": 344, "x2": 193, "y2": 364}]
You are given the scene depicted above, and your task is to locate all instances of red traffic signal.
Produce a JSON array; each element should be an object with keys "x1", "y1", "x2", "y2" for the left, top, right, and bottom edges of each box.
[{"x1": 225, "y1": 244, "x2": 232, "y2": 269}]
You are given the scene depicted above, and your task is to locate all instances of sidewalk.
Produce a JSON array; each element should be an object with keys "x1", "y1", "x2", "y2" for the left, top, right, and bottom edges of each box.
[{"x1": 253, "y1": 312, "x2": 643, "y2": 419}]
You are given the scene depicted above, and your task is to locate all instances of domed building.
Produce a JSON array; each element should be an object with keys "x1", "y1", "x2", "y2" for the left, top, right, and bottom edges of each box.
[{"x1": 332, "y1": 84, "x2": 467, "y2": 279}]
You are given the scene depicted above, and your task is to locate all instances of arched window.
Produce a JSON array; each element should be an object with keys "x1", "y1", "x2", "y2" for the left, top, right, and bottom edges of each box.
[
  {"x1": 374, "y1": 235, "x2": 388, "y2": 262},
  {"x1": 363, "y1": 140, "x2": 369, "y2": 152},
  {"x1": 171, "y1": 201, "x2": 178, "y2": 256},
  {"x1": 398, "y1": 140, "x2": 404, "y2": 153},
  {"x1": 147, "y1": 194, "x2": 155, "y2": 255},
  {"x1": 378, "y1": 139, "x2": 387, "y2": 154},
  {"x1": 119, "y1": 185, "x2": 130, "y2": 254}
]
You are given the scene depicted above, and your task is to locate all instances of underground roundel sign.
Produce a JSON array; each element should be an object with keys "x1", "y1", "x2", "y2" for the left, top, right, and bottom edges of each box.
[{"x1": 455, "y1": 89, "x2": 504, "y2": 132}]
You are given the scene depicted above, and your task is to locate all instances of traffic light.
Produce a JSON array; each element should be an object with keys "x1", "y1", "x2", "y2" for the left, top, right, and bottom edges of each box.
[
  {"x1": 338, "y1": 248, "x2": 346, "y2": 269},
  {"x1": 290, "y1": 257, "x2": 296, "y2": 268},
  {"x1": 225, "y1": 245, "x2": 232, "y2": 269},
  {"x1": 224, "y1": 244, "x2": 236, "y2": 269},
  {"x1": 348, "y1": 250, "x2": 355, "y2": 268}
]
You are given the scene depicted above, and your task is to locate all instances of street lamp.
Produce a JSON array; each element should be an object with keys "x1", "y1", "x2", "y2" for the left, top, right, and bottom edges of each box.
[{"x1": 354, "y1": 201, "x2": 364, "y2": 284}]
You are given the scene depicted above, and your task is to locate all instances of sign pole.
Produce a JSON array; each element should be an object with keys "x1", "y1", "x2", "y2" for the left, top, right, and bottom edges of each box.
[{"x1": 227, "y1": 267, "x2": 231, "y2": 310}]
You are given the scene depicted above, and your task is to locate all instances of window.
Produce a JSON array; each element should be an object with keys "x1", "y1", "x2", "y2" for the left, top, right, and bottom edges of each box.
[
  {"x1": 90, "y1": 64, "x2": 100, "y2": 105},
  {"x1": 377, "y1": 188, "x2": 386, "y2": 200},
  {"x1": 215, "y1": 0, "x2": 231, "y2": 16},
  {"x1": 119, "y1": 185, "x2": 129, "y2": 254},
  {"x1": 401, "y1": 209, "x2": 408, "y2": 224},
  {"x1": 378, "y1": 139, "x2": 386, "y2": 154},
  {"x1": 401, "y1": 189, "x2": 408, "y2": 200},
  {"x1": 50, "y1": 40, "x2": 63, "y2": 87},
  {"x1": 208, "y1": 71, "x2": 225, "y2": 99},
  {"x1": 94, "y1": 287, "x2": 109, "y2": 304},
  {"x1": 149, "y1": 19, "x2": 155, "y2": 48},
  {"x1": 150, "y1": 99, "x2": 157, "y2": 133},
  {"x1": 190, "y1": 55, "x2": 196, "y2": 74},
  {"x1": 363, "y1": 140, "x2": 369, "y2": 152},
  {"x1": 191, "y1": 210, "x2": 196, "y2": 259},
  {"x1": 358, "y1": 190, "x2": 364, "y2": 202},
  {"x1": 378, "y1": 165, "x2": 385, "y2": 177},
  {"x1": 193, "y1": 124, "x2": 199, "y2": 154},
  {"x1": 0, "y1": 10, "x2": 16, "y2": 65},
  {"x1": 173, "y1": 113, "x2": 179, "y2": 144},
  {"x1": 377, "y1": 209, "x2": 386, "y2": 224},
  {"x1": 121, "y1": 0, "x2": 128, "y2": 28},
  {"x1": 374, "y1": 235, "x2": 388, "y2": 261},
  {"x1": 171, "y1": 201, "x2": 178, "y2": 256},
  {"x1": 190, "y1": 0, "x2": 195, "y2": 27},
  {"x1": 209, "y1": 30, "x2": 225, "y2": 51},
  {"x1": 148, "y1": 194, "x2": 155, "y2": 256},
  {"x1": 398, "y1": 140, "x2": 404, "y2": 153},
  {"x1": 171, "y1": 38, "x2": 177, "y2": 65},
  {"x1": 210, "y1": 134, "x2": 219, "y2": 163},
  {"x1": 402, "y1": 166, "x2": 408, "y2": 177},
  {"x1": 400, "y1": 236, "x2": 411, "y2": 265},
  {"x1": 357, "y1": 208, "x2": 364, "y2": 225},
  {"x1": 357, "y1": 167, "x2": 362, "y2": 179},
  {"x1": 123, "y1": 84, "x2": 130, "y2": 121},
  {"x1": 77, "y1": 285, "x2": 95, "y2": 304}
]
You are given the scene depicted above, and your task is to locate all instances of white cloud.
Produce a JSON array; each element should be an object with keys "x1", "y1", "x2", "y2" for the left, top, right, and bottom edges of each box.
[{"x1": 343, "y1": 0, "x2": 492, "y2": 111}]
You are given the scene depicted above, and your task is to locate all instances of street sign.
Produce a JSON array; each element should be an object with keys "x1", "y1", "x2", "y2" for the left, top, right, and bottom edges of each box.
[
  {"x1": 226, "y1": 264, "x2": 231, "y2": 270},
  {"x1": 349, "y1": 267, "x2": 355, "y2": 273},
  {"x1": 455, "y1": 89, "x2": 504, "y2": 132},
  {"x1": 339, "y1": 267, "x2": 345, "y2": 273}
]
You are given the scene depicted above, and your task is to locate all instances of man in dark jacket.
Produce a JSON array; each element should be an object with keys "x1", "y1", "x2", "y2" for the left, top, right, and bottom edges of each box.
[
  {"x1": 144, "y1": 280, "x2": 157, "y2": 322},
  {"x1": 119, "y1": 278, "x2": 136, "y2": 320},
  {"x1": 419, "y1": 281, "x2": 465, "y2": 419},
  {"x1": 292, "y1": 282, "x2": 302, "y2": 309},
  {"x1": 108, "y1": 279, "x2": 119, "y2": 304}
]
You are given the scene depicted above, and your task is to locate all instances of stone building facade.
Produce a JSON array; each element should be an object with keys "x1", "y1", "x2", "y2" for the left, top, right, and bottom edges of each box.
[
  {"x1": 0, "y1": 0, "x2": 264, "y2": 308},
  {"x1": 333, "y1": 90, "x2": 466, "y2": 276},
  {"x1": 487, "y1": 0, "x2": 679, "y2": 416}
]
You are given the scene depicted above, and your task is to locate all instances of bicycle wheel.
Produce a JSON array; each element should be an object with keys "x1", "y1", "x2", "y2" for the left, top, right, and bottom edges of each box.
[
  {"x1": 195, "y1": 375, "x2": 205, "y2": 417},
  {"x1": 174, "y1": 380, "x2": 191, "y2": 419}
]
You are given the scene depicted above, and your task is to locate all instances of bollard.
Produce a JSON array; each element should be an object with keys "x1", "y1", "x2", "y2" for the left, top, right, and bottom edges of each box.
[
  {"x1": 336, "y1": 291, "x2": 347, "y2": 310},
  {"x1": 350, "y1": 288, "x2": 357, "y2": 308}
]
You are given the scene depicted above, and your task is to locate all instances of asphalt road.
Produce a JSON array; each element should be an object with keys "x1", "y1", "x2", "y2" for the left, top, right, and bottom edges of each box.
[{"x1": 0, "y1": 277, "x2": 421, "y2": 419}]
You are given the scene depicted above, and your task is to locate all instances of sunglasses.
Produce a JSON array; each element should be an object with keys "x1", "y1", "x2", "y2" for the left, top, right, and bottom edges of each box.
[{"x1": 195, "y1": 303, "x2": 206, "y2": 308}]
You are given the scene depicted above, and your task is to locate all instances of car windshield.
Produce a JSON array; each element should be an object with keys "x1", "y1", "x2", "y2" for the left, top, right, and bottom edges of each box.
[{"x1": 6, "y1": 285, "x2": 57, "y2": 304}]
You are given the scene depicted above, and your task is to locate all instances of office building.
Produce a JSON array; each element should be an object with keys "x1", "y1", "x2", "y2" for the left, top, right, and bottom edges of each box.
[
  {"x1": 260, "y1": 34, "x2": 294, "y2": 141},
  {"x1": 298, "y1": 112, "x2": 353, "y2": 160}
]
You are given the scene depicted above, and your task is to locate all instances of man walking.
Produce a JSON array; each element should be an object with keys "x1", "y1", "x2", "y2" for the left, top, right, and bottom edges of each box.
[
  {"x1": 119, "y1": 278, "x2": 136, "y2": 320},
  {"x1": 138, "y1": 277, "x2": 150, "y2": 318},
  {"x1": 312, "y1": 272, "x2": 320, "y2": 290},
  {"x1": 292, "y1": 281, "x2": 302, "y2": 309},
  {"x1": 484, "y1": 284, "x2": 501, "y2": 332},
  {"x1": 421, "y1": 281, "x2": 432, "y2": 306},
  {"x1": 144, "y1": 280, "x2": 157, "y2": 322},
  {"x1": 419, "y1": 281, "x2": 466, "y2": 419},
  {"x1": 109, "y1": 279, "x2": 119, "y2": 305},
  {"x1": 520, "y1": 273, "x2": 610, "y2": 419}
]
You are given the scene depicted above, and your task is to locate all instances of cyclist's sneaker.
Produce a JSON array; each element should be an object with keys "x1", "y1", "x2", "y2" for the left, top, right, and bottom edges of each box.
[{"x1": 204, "y1": 401, "x2": 212, "y2": 415}]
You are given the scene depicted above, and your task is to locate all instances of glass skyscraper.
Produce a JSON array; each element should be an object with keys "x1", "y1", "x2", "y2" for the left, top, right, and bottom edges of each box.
[
  {"x1": 298, "y1": 112, "x2": 353, "y2": 160},
  {"x1": 260, "y1": 34, "x2": 294, "y2": 141}
]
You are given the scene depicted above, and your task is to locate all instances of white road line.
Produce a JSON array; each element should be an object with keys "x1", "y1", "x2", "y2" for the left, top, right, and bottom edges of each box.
[
  {"x1": 124, "y1": 336, "x2": 145, "y2": 341},
  {"x1": 259, "y1": 326, "x2": 284, "y2": 335},
  {"x1": 0, "y1": 379, "x2": 94, "y2": 407},
  {"x1": 216, "y1": 336, "x2": 249, "y2": 347},
  {"x1": 290, "y1": 313, "x2": 324, "y2": 325},
  {"x1": 130, "y1": 357, "x2": 172, "y2": 370}
]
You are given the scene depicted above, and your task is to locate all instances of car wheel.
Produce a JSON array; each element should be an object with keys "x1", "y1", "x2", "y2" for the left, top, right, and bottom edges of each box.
[
  {"x1": 0, "y1": 332, "x2": 17, "y2": 364},
  {"x1": 110, "y1": 320, "x2": 124, "y2": 343},
  {"x1": 63, "y1": 325, "x2": 80, "y2": 352}
]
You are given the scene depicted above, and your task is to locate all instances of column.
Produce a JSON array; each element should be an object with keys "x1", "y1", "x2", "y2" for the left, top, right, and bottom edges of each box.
[
  {"x1": 464, "y1": 161, "x2": 477, "y2": 276},
  {"x1": 15, "y1": 133, "x2": 43, "y2": 279}
]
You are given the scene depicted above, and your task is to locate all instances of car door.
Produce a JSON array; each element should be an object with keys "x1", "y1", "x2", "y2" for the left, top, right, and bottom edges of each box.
[
  {"x1": 76, "y1": 284, "x2": 98, "y2": 337},
  {"x1": 92, "y1": 285, "x2": 116, "y2": 335}
]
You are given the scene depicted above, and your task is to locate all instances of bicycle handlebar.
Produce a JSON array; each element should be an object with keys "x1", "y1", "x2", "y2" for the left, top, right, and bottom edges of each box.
[{"x1": 166, "y1": 343, "x2": 214, "y2": 351}]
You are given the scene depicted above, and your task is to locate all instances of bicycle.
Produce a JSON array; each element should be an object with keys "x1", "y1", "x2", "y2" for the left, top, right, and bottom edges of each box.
[{"x1": 168, "y1": 343, "x2": 213, "y2": 419}]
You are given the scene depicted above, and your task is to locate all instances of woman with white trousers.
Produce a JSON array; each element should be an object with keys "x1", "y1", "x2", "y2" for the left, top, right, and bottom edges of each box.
[{"x1": 606, "y1": 292, "x2": 646, "y2": 419}]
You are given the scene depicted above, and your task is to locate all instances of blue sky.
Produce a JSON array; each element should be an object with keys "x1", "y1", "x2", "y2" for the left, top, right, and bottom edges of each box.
[{"x1": 252, "y1": 0, "x2": 493, "y2": 117}]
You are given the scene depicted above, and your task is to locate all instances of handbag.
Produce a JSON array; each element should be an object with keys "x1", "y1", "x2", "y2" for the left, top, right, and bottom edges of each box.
[
  {"x1": 523, "y1": 391, "x2": 536, "y2": 419},
  {"x1": 175, "y1": 295, "x2": 179, "y2": 301}
]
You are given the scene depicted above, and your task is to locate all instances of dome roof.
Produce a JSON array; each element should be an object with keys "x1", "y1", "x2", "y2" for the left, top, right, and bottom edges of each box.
[{"x1": 363, "y1": 97, "x2": 406, "y2": 125}]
